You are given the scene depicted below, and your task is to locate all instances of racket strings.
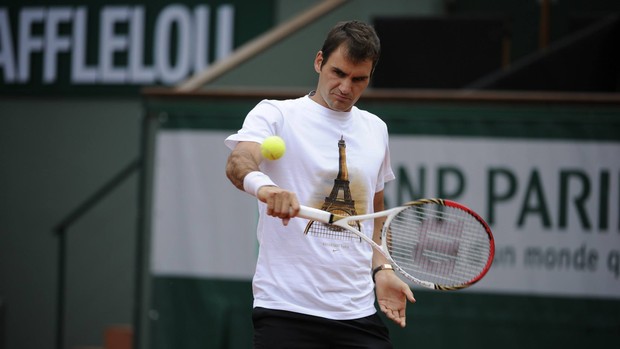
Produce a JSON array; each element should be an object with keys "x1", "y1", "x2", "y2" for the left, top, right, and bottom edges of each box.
[
  {"x1": 305, "y1": 222, "x2": 361, "y2": 241},
  {"x1": 304, "y1": 209, "x2": 362, "y2": 242},
  {"x1": 386, "y1": 204, "x2": 491, "y2": 287}
]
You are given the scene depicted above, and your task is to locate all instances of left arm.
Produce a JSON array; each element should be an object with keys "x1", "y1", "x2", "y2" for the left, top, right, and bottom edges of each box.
[
  {"x1": 371, "y1": 191, "x2": 391, "y2": 268},
  {"x1": 372, "y1": 191, "x2": 416, "y2": 328}
]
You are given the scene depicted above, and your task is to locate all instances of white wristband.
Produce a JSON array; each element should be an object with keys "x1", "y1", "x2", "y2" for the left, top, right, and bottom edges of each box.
[{"x1": 243, "y1": 171, "x2": 277, "y2": 197}]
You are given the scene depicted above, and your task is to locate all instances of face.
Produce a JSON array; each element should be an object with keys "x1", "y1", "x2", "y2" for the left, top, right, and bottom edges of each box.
[{"x1": 311, "y1": 44, "x2": 373, "y2": 112}]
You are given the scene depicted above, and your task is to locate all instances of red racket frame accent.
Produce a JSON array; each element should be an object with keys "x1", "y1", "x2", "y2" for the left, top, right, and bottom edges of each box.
[{"x1": 439, "y1": 199, "x2": 495, "y2": 289}]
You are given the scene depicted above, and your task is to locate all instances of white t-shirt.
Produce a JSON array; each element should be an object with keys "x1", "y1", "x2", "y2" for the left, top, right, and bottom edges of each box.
[{"x1": 225, "y1": 94, "x2": 395, "y2": 320}]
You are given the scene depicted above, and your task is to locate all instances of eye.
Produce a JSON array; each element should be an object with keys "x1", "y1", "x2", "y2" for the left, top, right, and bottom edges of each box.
[{"x1": 333, "y1": 69, "x2": 346, "y2": 78}]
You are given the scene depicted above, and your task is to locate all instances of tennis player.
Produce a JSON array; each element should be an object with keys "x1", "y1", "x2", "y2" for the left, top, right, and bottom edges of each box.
[{"x1": 225, "y1": 20, "x2": 415, "y2": 348}]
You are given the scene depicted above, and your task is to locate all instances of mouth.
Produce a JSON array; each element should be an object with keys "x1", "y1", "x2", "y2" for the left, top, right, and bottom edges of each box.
[{"x1": 333, "y1": 93, "x2": 350, "y2": 102}]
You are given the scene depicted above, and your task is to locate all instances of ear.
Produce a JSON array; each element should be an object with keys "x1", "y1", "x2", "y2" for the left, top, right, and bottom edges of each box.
[{"x1": 314, "y1": 51, "x2": 323, "y2": 73}]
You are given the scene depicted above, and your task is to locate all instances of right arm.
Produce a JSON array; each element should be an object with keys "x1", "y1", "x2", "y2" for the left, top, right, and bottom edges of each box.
[
  {"x1": 225, "y1": 141, "x2": 300, "y2": 225},
  {"x1": 225, "y1": 141, "x2": 263, "y2": 191}
]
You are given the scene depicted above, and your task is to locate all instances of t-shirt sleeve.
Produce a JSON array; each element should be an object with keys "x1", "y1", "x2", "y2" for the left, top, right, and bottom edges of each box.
[
  {"x1": 376, "y1": 123, "x2": 395, "y2": 192},
  {"x1": 224, "y1": 100, "x2": 285, "y2": 150}
]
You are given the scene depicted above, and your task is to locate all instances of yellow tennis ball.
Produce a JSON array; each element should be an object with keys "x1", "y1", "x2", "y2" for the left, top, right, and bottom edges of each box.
[{"x1": 261, "y1": 136, "x2": 286, "y2": 160}]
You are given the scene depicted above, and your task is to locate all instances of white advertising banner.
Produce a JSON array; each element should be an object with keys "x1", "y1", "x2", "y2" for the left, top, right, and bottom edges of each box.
[
  {"x1": 387, "y1": 136, "x2": 620, "y2": 299},
  {"x1": 151, "y1": 130, "x2": 620, "y2": 299},
  {"x1": 151, "y1": 130, "x2": 258, "y2": 280}
]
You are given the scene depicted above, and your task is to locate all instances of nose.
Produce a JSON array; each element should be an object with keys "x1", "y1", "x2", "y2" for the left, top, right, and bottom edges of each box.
[{"x1": 339, "y1": 79, "x2": 352, "y2": 95}]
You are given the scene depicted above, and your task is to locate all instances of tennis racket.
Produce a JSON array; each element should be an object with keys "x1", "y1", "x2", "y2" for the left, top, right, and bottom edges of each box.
[{"x1": 298, "y1": 198, "x2": 495, "y2": 290}]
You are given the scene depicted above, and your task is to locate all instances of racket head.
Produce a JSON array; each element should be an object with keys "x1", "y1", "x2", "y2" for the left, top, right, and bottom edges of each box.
[{"x1": 382, "y1": 198, "x2": 495, "y2": 290}]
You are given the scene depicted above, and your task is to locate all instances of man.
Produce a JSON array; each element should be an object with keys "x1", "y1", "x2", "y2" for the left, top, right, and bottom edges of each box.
[{"x1": 225, "y1": 20, "x2": 415, "y2": 348}]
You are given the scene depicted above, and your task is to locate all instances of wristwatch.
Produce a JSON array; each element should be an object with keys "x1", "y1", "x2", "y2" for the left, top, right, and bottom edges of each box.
[{"x1": 372, "y1": 264, "x2": 394, "y2": 282}]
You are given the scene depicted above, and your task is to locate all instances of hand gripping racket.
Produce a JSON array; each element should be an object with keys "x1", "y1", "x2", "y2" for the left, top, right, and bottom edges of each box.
[{"x1": 298, "y1": 198, "x2": 495, "y2": 290}]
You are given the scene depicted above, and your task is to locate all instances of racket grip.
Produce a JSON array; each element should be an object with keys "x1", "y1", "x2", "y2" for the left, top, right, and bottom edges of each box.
[{"x1": 297, "y1": 205, "x2": 333, "y2": 224}]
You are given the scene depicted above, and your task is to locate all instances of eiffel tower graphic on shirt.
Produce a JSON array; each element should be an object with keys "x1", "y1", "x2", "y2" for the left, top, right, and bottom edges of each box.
[{"x1": 304, "y1": 136, "x2": 361, "y2": 241}]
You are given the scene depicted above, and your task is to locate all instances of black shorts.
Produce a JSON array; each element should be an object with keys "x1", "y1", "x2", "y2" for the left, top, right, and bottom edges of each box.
[{"x1": 252, "y1": 307, "x2": 392, "y2": 349}]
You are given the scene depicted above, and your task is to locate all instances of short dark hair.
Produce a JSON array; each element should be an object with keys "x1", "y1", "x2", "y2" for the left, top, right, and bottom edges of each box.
[{"x1": 320, "y1": 20, "x2": 381, "y2": 73}]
